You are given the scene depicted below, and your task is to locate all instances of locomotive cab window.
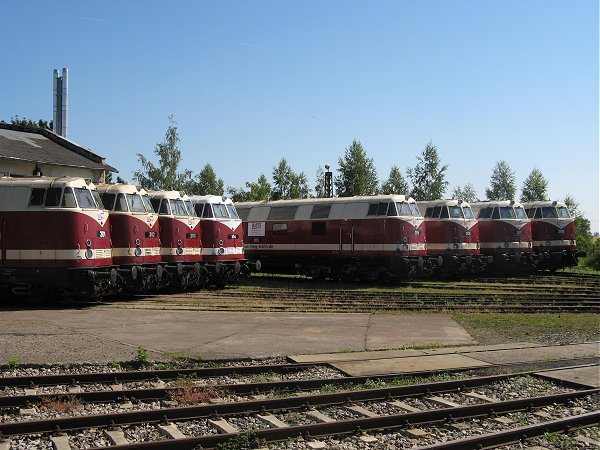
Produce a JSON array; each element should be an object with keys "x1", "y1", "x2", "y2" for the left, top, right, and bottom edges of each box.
[
  {"x1": 387, "y1": 202, "x2": 398, "y2": 216},
  {"x1": 448, "y1": 205, "x2": 463, "y2": 219},
  {"x1": 150, "y1": 198, "x2": 161, "y2": 213},
  {"x1": 91, "y1": 190, "x2": 105, "y2": 210},
  {"x1": 424, "y1": 207, "x2": 434, "y2": 218},
  {"x1": 127, "y1": 194, "x2": 146, "y2": 213},
  {"x1": 557, "y1": 207, "x2": 570, "y2": 218},
  {"x1": 515, "y1": 207, "x2": 527, "y2": 219},
  {"x1": 170, "y1": 199, "x2": 188, "y2": 217},
  {"x1": 367, "y1": 203, "x2": 379, "y2": 216},
  {"x1": 542, "y1": 207, "x2": 558, "y2": 219},
  {"x1": 159, "y1": 199, "x2": 171, "y2": 215},
  {"x1": 194, "y1": 203, "x2": 204, "y2": 217},
  {"x1": 29, "y1": 188, "x2": 45, "y2": 206},
  {"x1": 377, "y1": 202, "x2": 389, "y2": 216},
  {"x1": 101, "y1": 193, "x2": 116, "y2": 210},
  {"x1": 431, "y1": 206, "x2": 442, "y2": 218},
  {"x1": 75, "y1": 188, "x2": 96, "y2": 209},
  {"x1": 213, "y1": 204, "x2": 229, "y2": 219},
  {"x1": 526, "y1": 208, "x2": 535, "y2": 218},
  {"x1": 463, "y1": 207, "x2": 474, "y2": 219},
  {"x1": 45, "y1": 187, "x2": 62, "y2": 207},
  {"x1": 227, "y1": 204, "x2": 239, "y2": 219},
  {"x1": 491, "y1": 208, "x2": 500, "y2": 219},
  {"x1": 202, "y1": 204, "x2": 214, "y2": 218},
  {"x1": 478, "y1": 207, "x2": 491, "y2": 219},
  {"x1": 409, "y1": 202, "x2": 421, "y2": 217},
  {"x1": 114, "y1": 193, "x2": 128, "y2": 212},
  {"x1": 185, "y1": 200, "x2": 195, "y2": 216},
  {"x1": 440, "y1": 206, "x2": 449, "y2": 218},
  {"x1": 62, "y1": 187, "x2": 77, "y2": 208},
  {"x1": 272, "y1": 223, "x2": 288, "y2": 234},
  {"x1": 396, "y1": 202, "x2": 411, "y2": 216},
  {"x1": 142, "y1": 195, "x2": 154, "y2": 213}
]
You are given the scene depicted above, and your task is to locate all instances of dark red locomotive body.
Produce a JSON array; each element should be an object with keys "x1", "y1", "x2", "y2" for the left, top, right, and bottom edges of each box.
[
  {"x1": 189, "y1": 195, "x2": 247, "y2": 286},
  {"x1": 418, "y1": 199, "x2": 485, "y2": 274},
  {"x1": 523, "y1": 201, "x2": 580, "y2": 270},
  {"x1": 0, "y1": 177, "x2": 118, "y2": 300},
  {"x1": 149, "y1": 191, "x2": 206, "y2": 288},
  {"x1": 97, "y1": 184, "x2": 165, "y2": 291},
  {"x1": 236, "y1": 195, "x2": 429, "y2": 280},
  {"x1": 471, "y1": 200, "x2": 538, "y2": 272}
]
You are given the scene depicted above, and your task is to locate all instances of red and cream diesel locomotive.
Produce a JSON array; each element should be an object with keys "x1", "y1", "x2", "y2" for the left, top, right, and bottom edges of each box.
[
  {"x1": 418, "y1": 199, "x2": 487, "y2": 274},
  {"x1": 188, "y1": 195, "x2": 248, "y2": 286},
  {"x1": 523, "y1": 200, "x2": 580, "y2": 270},
  {"x1": 97, "y1": 183, "x2": 165, "y2": 291},
  {"x1": 149, "y1": 190, "x2": 207, "y2": 288},
  {"x1": 236, "y1": 195, "x2": 429, "y2": 280},
  {"x1": 471, "y1": 200, "x2": 538, "y2": 272},
  {"x1": 0, "y1": 176, "x2": 119, "y2": 300}
]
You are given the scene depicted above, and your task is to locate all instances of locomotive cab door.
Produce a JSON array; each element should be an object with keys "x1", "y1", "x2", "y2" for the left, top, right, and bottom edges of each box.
[{"x1": 339, "y1": 221, "x2": 354, "y2": 254}]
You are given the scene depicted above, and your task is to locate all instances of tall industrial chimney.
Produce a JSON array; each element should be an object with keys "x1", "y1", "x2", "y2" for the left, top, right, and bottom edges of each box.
[{"x1": 53, "y1": 68, "x2": 68, "y2": 137}]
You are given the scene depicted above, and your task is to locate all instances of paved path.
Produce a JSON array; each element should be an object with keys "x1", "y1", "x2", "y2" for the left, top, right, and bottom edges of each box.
[{"x1": 0, "y1": 306, "x2": 473, "y2": 364}]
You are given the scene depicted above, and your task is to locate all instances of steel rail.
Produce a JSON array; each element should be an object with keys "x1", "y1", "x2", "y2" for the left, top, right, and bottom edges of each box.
[
  {"x1": 414, "y1": 411, "x2": 600, "y2": 449},
  {"x1": 1, "y1": 369, "x2": 596, "y2": 437},
  {"x1": 1, "y1": 361, "x2": 597, "y2": 409},
  {"x1": 0, "y1": 362, "x2": 317, "y2": 389},
  {"x1": 91, "y1": 389, "x2": 600, "y2": 450}
]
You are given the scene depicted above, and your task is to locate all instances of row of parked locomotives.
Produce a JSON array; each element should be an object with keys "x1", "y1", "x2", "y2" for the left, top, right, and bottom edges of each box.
[
  {"x1": 236, "y1": 195, "x2": 581, "y2": 280},
  {"x1": 0, "y1": 177, "x2": 247, "y2": 301}
]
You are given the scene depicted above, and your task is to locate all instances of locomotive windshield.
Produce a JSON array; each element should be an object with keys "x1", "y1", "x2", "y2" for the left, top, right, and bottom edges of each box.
[
  {"x1": 185, "y1": 200, "x2": 196, "y2": 216},
  {"x1": 227, "y1": 204, "x2": 239, "y2": 219},
  {"x1": 448, "y1": 205, "x2": 463, "y2": 219},
  {"x1": 499, "y1": 207, "x2": 516, "y2": 219},
  {"x1": 91, "y1": 190, "x2": 105, "y2": 210},
  {"x1": 213, "y1": 203, "x2": 229, "y2": 219},
  {"x1": 557, "y1": 206, "x2": 570, "y2": 218},
  {"x1": 462, "y1": 207, "x2": 474, "y2": 219},
  {"x1": 515, "y1": 207, "x2": 527, "y2": 219},
  {"x1": 126, "y1": 194, "x2": 146, "y2": 213},
  {"x1": 142, "y1": 195, "x2": 154, "y2": 213},
  {"x1": 396, "y1": 202, "x2": 411, "y2": 216},
  {"x1": 409, "y1": 202, "x2": 420, "y2": 217},
  {"x1": 75, "y1": 188, "x2": 97, "y2": 210},
  {"x1": 169, "y1": 199, "x2": 188, "y2": 217}
]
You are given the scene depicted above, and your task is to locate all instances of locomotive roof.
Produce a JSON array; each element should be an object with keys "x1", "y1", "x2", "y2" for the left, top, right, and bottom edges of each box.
[
  {"x1": 522, "y1": 200, "x2": 567, "y2": 208},
  {"x1": 417, "y1": 199, "x2": 472, "y2": 208},
  {"x1": 0, "y1": 123, "x2": 116, "y2": 172},
  {"x1": 471, "y1": 200, "x2": 525, "y2": 208},
  {"x1": 148, "y1": 190, "x2": 185, "y2": 200},
  {"x1": 188, "y1": 195, "x2": 233, "y2": 204},
  {"x1": 95, "y1": 183, "x2": 141, "y2": 195},
  {"x1": 0, "y1": 175, "x2": 95, "y2": 189},
  {"x1": 236, "y1": 194, "x2": 415, "y2": 209}
]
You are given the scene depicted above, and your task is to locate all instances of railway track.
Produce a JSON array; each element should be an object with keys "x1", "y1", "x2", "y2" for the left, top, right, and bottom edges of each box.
[
  {"x1": 108, "y1": 272, "x2": 600, "y2": 313},
  {"x1": 0, "y1": 361, "x2": 598, "y2": 449}
]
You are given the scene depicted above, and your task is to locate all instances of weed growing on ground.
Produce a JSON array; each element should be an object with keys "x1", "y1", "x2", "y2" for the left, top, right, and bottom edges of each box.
[
  {"x1": 153, "y1": 362, "x2": 171, "y2": 371},
  {"x1": 215, "y1": 432, "x2": 262, "y2": 450},
  {"x1": 168, "y1": 385, "x2": 225, "y2": 405},
  {"x1": 108, "y1": 357, "x2": 121, "y2": 369},
  {"x1": 41, "y1": 395, "x2": 83, "y2": 413},
  {"x1": 7, "y1": 356, "x2": 19, "y2": 369},
  {"x1": 136, "y1": 345, "x2": 150, "y2": 364}
]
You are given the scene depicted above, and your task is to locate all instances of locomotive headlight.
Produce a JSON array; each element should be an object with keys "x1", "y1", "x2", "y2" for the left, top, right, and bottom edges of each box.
[
  {"x1": 85, "y1": 248, "x2": 93, "y2": 259},
  {"x1": 176, "y1": 247, "x2": 184, "y2": 256},
  {"x1": 135, "y1": 247, "x2": 142, "y2": 257},
  {"x1": 218, "y1": 248, "x2": 225, "y2": 255},
  {"x1": 86, "y1": 239, "x2": 92, "y2": 247}
]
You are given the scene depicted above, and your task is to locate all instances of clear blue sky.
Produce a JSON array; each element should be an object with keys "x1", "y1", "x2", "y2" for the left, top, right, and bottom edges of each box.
[{"x1": 1, "y1": 0, "x2": 598, "y2": 232}]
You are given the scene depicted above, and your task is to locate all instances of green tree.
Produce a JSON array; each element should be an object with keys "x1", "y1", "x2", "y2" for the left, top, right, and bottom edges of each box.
[
  {"x1": 334, "y1": 139, "x2": 378, "y2": 197},
  {"x1": 104, "y1": 172, "x2": 126, "y2": 184},
  {"x1": 133, "y1": 116, "x2": 192, "y2": 191},
  {"x1": 452, "y1": 183, "x2": 478, "y2": 203},
  {"x1": 564, "y1": 194, "x2": 592, "y2": 256},
  {"x1": 485, "y1": 160, "x2": 516, "y2": 201},
  {"x1": 5, "y1": 116, "x2": 53, "y2": 130},
  {"x1": 228, "y1": 174, "x2": 271, "y2": 202},
  {"x1": 520, "y1": 168, "x2": 548, "y2": 202},
  {"x1": 190, "y1": 164, "x2": 224, "y2": 195},
  {"x1": 407, "y1": 141, "x2": 448, "y2": 200},
  {"x1": 380, "y1": 165, "x2": 409, "y2": 195},
  {"x1": 272, "y1": 158, "x2": 309, "y2": 199},
  {"x1": 314, "y1": 166, "x2": 326, "y2": 198}
]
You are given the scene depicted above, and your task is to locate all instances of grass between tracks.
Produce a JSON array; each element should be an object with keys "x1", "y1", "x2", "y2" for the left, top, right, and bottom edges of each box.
[{"x1": 451, "y1": 312, "x2": 600, "y2": 345}]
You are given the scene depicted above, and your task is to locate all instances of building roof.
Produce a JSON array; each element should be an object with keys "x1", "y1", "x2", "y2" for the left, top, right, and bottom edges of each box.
[{"x1": 0, "y1": 122, "x2": 117, "y2": 172}]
